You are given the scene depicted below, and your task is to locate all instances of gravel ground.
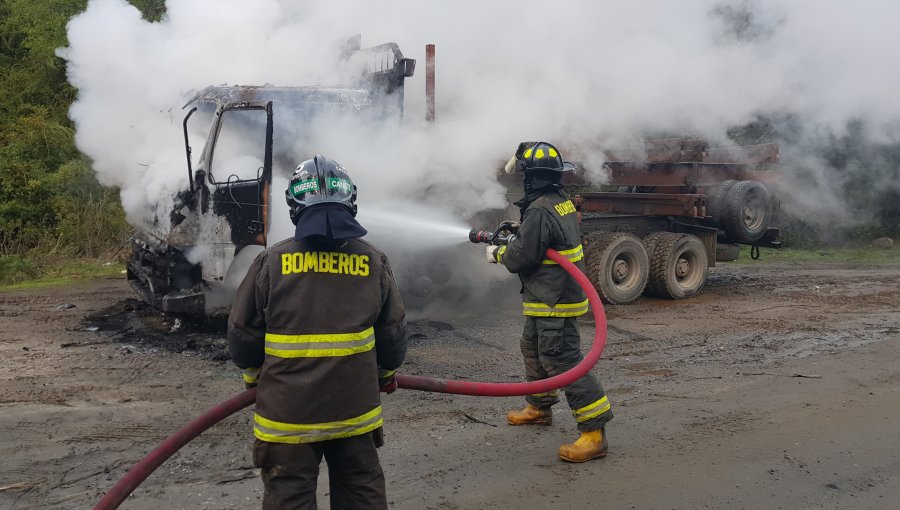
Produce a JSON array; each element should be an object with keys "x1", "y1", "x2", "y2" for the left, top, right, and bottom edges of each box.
[{"x1": 1, "y1": 260, "x2": 898, "y2": 509}]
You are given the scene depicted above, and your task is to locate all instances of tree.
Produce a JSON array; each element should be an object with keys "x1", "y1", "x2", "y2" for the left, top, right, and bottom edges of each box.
[{"x1": 0, "y1": 0, "x2": 161, "y2": 257}]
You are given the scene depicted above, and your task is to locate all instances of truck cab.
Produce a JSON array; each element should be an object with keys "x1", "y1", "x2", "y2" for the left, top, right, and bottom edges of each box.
[{"x1": 126, "y1": 41, "x2": 415, "y2": 314}]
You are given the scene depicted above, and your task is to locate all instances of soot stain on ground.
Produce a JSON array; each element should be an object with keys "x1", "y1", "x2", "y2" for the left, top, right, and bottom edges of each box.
[{"x1": 82, "y1": 298, "x2": 231, "y2": 360}]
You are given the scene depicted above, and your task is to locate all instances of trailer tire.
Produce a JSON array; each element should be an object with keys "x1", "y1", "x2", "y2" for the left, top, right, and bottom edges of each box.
[
  {"x1": 647, "y1": 233, "x2": 708, "y2": 300},
  {"x1": 584, "y1": 232, "x2": 649, "y2": 304},
  {"x1": 640, "y1": 232, "x2": 668, "y2": 295},
  {"x1": 722, "y1": 180, "x2": 771, "y2": 244},
  {"x1": 704, "y1": 179, "x2": 737, "y2": 227}
]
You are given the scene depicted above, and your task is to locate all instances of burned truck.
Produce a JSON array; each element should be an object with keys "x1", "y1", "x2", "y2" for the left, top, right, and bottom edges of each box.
[
  {"x1": 126, "y1": 40, "x2": 415, "y2": 314},
  {"x1": 566, "y1": 137, "x2": 782, "y2": 304}
]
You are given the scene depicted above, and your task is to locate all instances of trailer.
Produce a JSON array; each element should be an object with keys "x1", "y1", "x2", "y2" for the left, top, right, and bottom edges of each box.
[{"x1": 564, "y1": 137, "x2": 782, "y2": 304}]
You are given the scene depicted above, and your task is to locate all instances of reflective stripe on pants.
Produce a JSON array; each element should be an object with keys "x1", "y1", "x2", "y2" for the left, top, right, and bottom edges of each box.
[
  {"x1": 573, "y1": 395, "x2": 611, "y2": 422},
  {"x1": 520, "y1": 316, "x2": 613, "y2": 431},
  {"x1": 522, "y1": 299, "x2": 589, "y2": 318}
]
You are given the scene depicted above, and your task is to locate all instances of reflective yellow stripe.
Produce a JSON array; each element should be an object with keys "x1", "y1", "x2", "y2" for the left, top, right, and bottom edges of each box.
[
  {"x1": 265, "y1": 327, "x2": 375, "y2": 358},
  {"x1": 522, "y1": 299, "x2": 589, "y2": 317},
  {"x1": 497, "y1": 245, "x2": 507, "y2": 263},
  {"x1": 548, "y1": 147, "x2": 558, "y2": 157},
  {"x1": 535, "y1": 148, "x2": 545, "y2": 159},
  {"x1": 531, "y1": 390, "x2": 559, "y2": 398},
  {"x1": 523, "y1": 148, "x2": 533, "y2": 158},
  {"x1": 254, "y1": 406, "x2": 384, "y2": 444},
  {"x1": 557, "y1": 245, "x2": 583, "y2": 256},
  {"x1": 242, "y1": 367, "x2": 260, "y2": 384},
  {"x1": 573, "y1": 396, "x2": 611, "y2": 422},
  {"x1": 542, "y1": 244, "x2": 584, "y2": 265},
  {"x1": 379, "y1": 368, "x2": 396, "y2": 378}
]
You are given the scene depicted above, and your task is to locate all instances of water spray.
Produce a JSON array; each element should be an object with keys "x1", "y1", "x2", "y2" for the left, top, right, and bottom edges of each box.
[{"x1": 357, "y1": 206, "x2": 473, "y2": 248}]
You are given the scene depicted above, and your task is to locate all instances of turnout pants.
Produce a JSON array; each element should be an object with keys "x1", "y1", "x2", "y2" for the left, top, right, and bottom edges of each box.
[
  {"x1": 521, "y1": 316, "x2": 613, "y2": 431},
  {"x1": 253, "y1": 430, "x2": 386, "y2": 510}
]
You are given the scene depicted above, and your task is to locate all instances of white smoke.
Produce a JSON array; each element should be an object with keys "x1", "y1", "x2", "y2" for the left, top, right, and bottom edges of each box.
[{"x1": 60, "y1": 0, "x2": 900, "y2": 242}]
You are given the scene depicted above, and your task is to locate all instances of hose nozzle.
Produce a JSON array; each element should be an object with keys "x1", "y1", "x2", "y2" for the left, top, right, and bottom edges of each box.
[{"x1": 469, "y1": 229, "x2": 495, "y2": 244}]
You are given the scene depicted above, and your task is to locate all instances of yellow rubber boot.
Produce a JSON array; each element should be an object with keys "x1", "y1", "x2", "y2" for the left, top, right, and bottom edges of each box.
[
  {"x1": 506, "y1": 404, "x2": 552, "y2": 426},
  {"x1": 558, "y1": 429, "x2": 608, "y2": 462}
]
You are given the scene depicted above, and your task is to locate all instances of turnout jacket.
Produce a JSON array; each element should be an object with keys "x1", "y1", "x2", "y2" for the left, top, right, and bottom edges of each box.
[
  {"x1": 498, "y1": 188, "x2": 588, "y2": 317},
  {"x1": 228, "y1": 237, "x2": 407, "y2": 444}
]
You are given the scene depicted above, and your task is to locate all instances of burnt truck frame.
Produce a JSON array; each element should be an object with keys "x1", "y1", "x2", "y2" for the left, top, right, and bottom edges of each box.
[
  {"x1": 556, "y1": 137, "x2": 783, "y2": 304},
  {"x1": 127, "y1": 40, "x2": 415, "y2": 314}
]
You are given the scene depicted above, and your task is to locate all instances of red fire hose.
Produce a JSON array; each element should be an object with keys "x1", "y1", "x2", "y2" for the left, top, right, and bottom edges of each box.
[{"x1": 93, "y1": 248, "x2": 607, "y2": 509}]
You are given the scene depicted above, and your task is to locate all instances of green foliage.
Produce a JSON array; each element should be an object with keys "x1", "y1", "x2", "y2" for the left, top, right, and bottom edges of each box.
[
  {"x1": 0, "y1": 259, "x2": 125, "y2": 290},
  {"x1": 727, "y1": 114, "x2": 900, "y2": 247},
  {"x1": 1, "y1": 0, "x2": 86, "y2": 255},
  {"x1": 0, "y1": 0, "x2": 86, "y2": 125},
  {"x1": 777, "y1": 219, "x2": 821, "y2": 249},
  {"x1": 49, "y1": 158, "x2": 132, "y2": 258},
  {"x1": 0, "y1": 254, "x2": 36, "y2": 285},
  {"x1": 1, "y1": 0, "x2": 156, "y2": 262},
  {"x1": 129, "y1": 0, "x2": 167, "y2": 21}
]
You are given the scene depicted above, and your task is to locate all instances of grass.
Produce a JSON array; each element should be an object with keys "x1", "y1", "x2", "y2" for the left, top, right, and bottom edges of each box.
[
  {"x1": 728, "y1": 245, "x2": 900, "y2": 265},
  {"x1": 0, "y1": 259, "x2": 125, "y2": 291}
]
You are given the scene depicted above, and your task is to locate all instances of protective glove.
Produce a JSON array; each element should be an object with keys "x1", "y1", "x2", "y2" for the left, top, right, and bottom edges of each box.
[
  {"x1": 499, "y1": 220, "x2": 521, "y2": 233},
  {"x1": 379, "y1": 369, "x2": 398, "y2": 394},
  {"x1": 485, "y1": 245, "x2": 500, "y2": 263},
  {"x1": 379, "y1": 376, "x2": 397, "y2": 394},
  {"x1": 242, "y1": 367, "x2": 260, "y2": 389}
]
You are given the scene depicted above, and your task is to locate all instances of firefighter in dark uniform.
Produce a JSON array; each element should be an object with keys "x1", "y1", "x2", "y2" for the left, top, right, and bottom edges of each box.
[
  {"x1": 228, "y1": 155, "x2": 407, "y2": 509},
  {"x1": 486, "y1": 141, "x2": 613, "y2": 462}
]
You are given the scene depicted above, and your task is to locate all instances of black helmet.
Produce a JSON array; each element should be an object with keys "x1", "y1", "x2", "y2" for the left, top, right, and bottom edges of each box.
[
  {"x1": 504, "y1": 141, "x2": 576, "y2": 175},
  {"x1": 285, "y1": 155, "x2": 358, "y2": 225}
]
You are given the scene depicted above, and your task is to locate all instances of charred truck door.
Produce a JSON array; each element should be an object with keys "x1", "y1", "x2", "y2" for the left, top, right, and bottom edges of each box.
[{"x1": 128, "y1": 101, "x2": 274, "y2": 314}]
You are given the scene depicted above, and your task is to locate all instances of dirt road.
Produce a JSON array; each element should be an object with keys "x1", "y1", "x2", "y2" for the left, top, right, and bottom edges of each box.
[{"x1": 1, "y1": 260, "x2": 899, "y2": 509}]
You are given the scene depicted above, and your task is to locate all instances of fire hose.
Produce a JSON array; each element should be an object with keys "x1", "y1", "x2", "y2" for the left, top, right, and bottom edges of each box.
[{"x1": 94, "y1": 246, "x2": 607, "y2": 510}]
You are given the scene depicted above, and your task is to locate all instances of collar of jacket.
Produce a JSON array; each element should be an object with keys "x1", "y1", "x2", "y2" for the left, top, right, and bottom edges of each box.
[{"x1": 514, "y1": 185, "x2": 566, "y2": 214}]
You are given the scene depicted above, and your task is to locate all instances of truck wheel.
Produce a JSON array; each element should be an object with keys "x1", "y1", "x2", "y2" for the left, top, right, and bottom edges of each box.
[
  {"x1": 647, "y1": 233, "x2": 708, "y2": 299},
  {"x1": 642, "y1": 232, "x2": 668, "y2": 260},
  {"x1": 640, "y1": 232, "x2": 668, "y2": 295},
  {"x1": 704, "y1": 180, "x2": 737, "y2": 227},
  {"x1": 722, "y1": 180, "x2": 771, "y2": 244},
  {"x1": 584, "y1": 232, "x2": 649, "y2": 304},
  {"x1": 715, "y1": 242, "x2": 741, "y2": 262}
]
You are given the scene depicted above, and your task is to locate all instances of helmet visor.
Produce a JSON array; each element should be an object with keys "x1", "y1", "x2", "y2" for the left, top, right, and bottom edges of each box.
[{"x1": 504, "y1": 155, "x2": 520, "y2": 174}]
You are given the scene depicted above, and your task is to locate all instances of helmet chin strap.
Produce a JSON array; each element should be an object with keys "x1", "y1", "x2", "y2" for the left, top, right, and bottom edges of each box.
[{"x1": 524, "y1": 173, "x2": 562, "y2": 194}]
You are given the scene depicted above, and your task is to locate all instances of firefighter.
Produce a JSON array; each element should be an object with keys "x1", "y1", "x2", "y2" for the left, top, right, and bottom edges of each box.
[
  {"x1": 487, "y1": 141, "x2": 613, "y2": 462},
  {"x1": 228, "y1": 155, "x2": 407, "y2": 509}
]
